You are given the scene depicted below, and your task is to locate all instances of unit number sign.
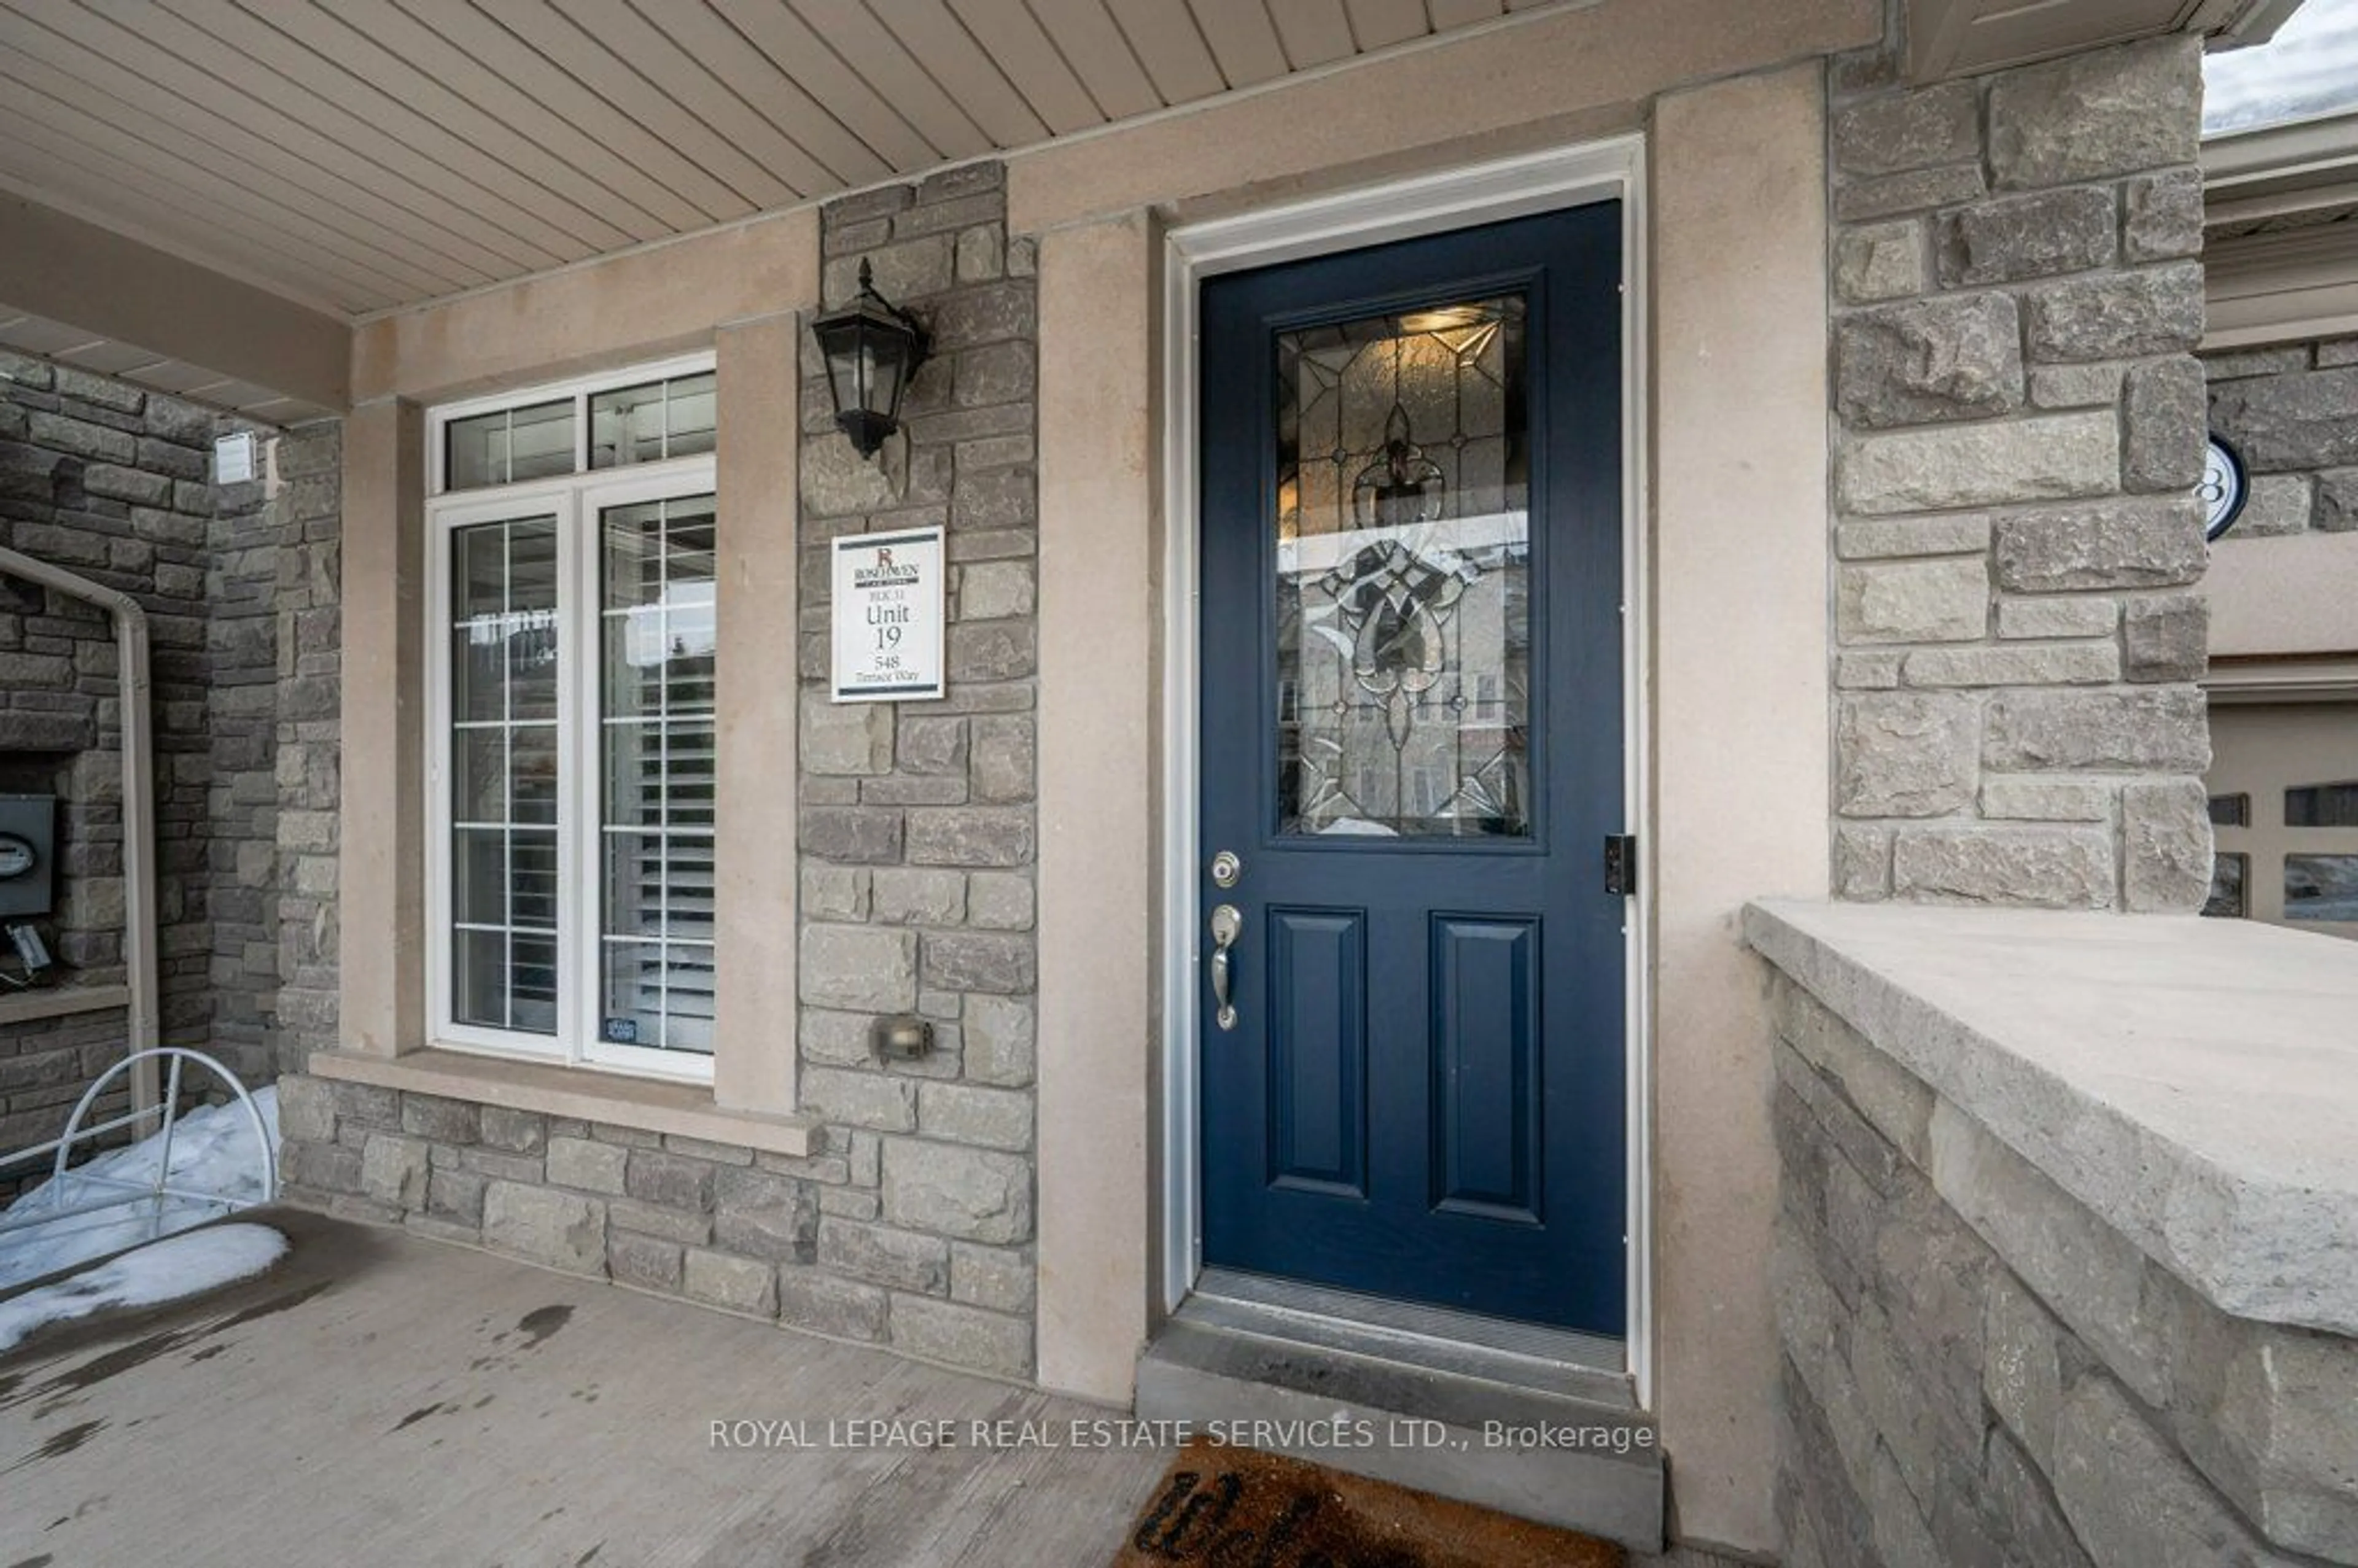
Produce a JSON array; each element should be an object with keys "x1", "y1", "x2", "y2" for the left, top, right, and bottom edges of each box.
[{"x1": 831, "y1": 525, "x2": 946, "y2": 702}]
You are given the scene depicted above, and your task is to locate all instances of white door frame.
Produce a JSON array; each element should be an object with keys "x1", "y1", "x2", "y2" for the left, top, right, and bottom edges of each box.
[{"x1": 1156, "y1": 136, "x2": 1656, "y2": 1403}]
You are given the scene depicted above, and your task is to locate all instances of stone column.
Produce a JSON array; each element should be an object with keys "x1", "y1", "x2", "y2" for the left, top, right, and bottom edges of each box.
[
  {"x1": 792, "y1": 164, "x2": 1042, "y2": 1380},
  {"x1": 272, "y1": 425, "x2": 342, "y2": 1076},
  {"x1": 1827, "y1": 36, "x2": 2212, "y2": 911}
]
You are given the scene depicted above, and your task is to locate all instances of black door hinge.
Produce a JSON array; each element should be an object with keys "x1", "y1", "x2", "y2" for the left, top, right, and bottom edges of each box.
[{"x1": 1603, "y1": 834, "x2": 1638, "y2": 896}]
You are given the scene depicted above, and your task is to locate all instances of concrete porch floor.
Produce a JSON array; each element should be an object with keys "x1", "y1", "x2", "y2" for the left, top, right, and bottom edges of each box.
[{"x1": 0, "y1": 1209, "x2": 1171, "y2": 1567}]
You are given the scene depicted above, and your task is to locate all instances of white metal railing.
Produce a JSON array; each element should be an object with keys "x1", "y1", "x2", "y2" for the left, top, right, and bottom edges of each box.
[{"x1": 0, "y1": 1048, "x2": 276, "y2": 1244}]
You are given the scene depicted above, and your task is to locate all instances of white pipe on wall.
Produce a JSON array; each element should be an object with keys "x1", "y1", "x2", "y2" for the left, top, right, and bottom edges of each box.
[{"x1": 0, "y1": 544, "x2": 160, "y2": 1120}]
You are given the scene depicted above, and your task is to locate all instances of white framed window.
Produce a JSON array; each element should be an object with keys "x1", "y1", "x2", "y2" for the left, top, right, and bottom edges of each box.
[
  {"x1": 2205, "y1": 699, "x2": 2358, "y2": 940},
  {"x1": 426, "y1": 357, "x2": 720, "y2": 1080}
]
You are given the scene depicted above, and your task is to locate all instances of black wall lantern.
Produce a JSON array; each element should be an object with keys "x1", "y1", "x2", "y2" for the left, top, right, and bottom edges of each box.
[{"x1": 812, "y1": 260, "x2": 932, "y2": 459}]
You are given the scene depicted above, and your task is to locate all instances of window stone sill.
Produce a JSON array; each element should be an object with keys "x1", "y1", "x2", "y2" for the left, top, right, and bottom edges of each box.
[{"x1": 308, "y1": 1047, "x2": 817, "y2": 1159}]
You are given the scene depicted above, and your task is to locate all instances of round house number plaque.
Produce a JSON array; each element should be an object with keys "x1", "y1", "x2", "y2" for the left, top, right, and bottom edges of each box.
[{"x1": 2201, "y1": 434, "x2": 2249, "y2": 541}]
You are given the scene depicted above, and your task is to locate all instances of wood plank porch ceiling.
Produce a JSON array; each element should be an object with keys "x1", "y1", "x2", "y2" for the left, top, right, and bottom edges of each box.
[{"x1": 0, "y1": 0, "x2": 1565, "y2": 324}]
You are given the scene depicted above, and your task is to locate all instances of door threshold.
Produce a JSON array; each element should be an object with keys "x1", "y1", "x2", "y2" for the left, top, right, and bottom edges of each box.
[
  {"x1": 1172, "y1": 1268, "x2": 1633, "y2": 1415},
  {"x1": 1192, "y1": 1266, "x2": 1626, "y2": 1384}
]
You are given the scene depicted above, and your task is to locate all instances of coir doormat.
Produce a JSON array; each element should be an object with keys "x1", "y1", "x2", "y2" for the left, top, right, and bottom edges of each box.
[{"x1": 1115, "y1": 1440, "x2": 1625, "y2": 1568}]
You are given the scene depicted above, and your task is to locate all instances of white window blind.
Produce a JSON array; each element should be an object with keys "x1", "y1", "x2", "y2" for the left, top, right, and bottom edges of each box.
[{"x1": 597, "y1": 494, "x2": 718, "y2": 1054}]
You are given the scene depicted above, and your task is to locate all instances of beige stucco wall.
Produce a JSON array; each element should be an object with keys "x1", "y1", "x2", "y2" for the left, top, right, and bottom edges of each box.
[
  {"x1": 2209, "y1": 531, "x2": 2358, "y2": 659},
  {"x1": 339, "y1": 397, "x2": 424, "y2": 1058},
  {"x1": 0, "y1": 193, "x2": 350, "y2": 410},
  {"x1": 712, "y1": 313, "x2": 802, "y2": 1119},
  {"x1": 349, "y1": 209, "x2": 817, "y2": 405},
  {"x1": 1035, "y1": 213, "x2": 1162, "y2": 1400},
  {"x1": 1648, "y1": 64, "x2": 1835, "y2": 1550}
]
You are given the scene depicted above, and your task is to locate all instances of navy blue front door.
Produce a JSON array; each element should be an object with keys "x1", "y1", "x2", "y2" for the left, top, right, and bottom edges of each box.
[{"x1": 1198, "y1": 203, "x2": 1625, "y2": 1335}]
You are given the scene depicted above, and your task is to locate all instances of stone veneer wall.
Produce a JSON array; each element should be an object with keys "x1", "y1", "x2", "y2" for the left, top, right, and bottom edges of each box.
[
  {"x1": 2204, "y1": 333, "x2": 2358, "y2": 537},
  {"x1": 206, "y1": 432, "x2": 286, "y2": 1084},
  {"x1": 0, "y1": 354, "x2": 277, "y2": 1159},
  {"x1": 271, "y1": 427, "x2": 341, "y2": 1078},
  {"x1": 1769, "y1": 970, "x2": 2358, "y2": 1567},
  {"x1": 278, "y1": 166, "x2": 1041, "y2": 1384},
  {"x1": 1825, "y1": 36, "x2": 2214, "y2": 911}
]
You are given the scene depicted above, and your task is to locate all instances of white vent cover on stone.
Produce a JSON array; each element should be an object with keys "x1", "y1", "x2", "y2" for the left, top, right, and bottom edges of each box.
[{"x1": 212, "y1": 432, "x2": 255, "y2": 486}]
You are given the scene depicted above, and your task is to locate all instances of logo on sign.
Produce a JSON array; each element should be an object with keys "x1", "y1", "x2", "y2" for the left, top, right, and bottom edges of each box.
[{"x1": 854, "y1": 547, "x2": 920, "y2": 588}]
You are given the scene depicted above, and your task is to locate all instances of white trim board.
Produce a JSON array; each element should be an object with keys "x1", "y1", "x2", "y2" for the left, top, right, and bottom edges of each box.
[
  {"x1": 1156, "y1": 134, "x2": 1656, "y2": 1406},
  {"x1": 2205, "y1": 659, "x2": 2358, "y2": 702}
]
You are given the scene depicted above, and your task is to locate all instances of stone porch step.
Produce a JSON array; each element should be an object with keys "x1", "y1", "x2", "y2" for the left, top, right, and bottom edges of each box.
[{"x1": 1136, "y1": 1300, "x2": 1665, "y2": 1553}]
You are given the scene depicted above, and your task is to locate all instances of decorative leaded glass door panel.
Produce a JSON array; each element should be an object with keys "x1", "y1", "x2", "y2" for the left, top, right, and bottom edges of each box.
[
  {"x1": 1198, "y1": 203, "x2": 1627, "y2": 1335},
  {"x1": 1277, "y1": 295, "x2": 1532, "y2": 839}
]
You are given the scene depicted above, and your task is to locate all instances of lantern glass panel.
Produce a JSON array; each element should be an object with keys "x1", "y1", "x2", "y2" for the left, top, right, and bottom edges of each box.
[
  {"x1": 866, "y1": 338, "x2": 906, "y2": 423},
  {"x1": 817, "y1": 319, "x2": 874, "y2": 418}
]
